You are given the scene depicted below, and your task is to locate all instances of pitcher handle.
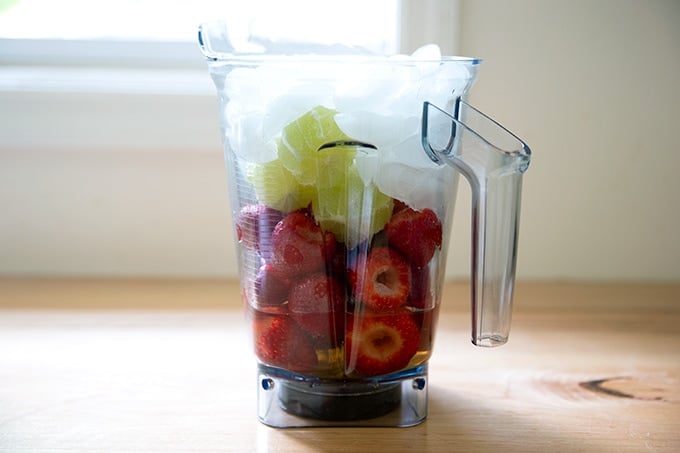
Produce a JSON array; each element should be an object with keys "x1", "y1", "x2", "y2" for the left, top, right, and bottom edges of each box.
[{"x1": 422, "y1": 99, "x2": 531, "y2": 347}]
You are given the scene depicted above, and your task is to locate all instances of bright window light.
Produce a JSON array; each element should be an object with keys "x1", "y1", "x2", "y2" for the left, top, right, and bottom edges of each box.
[{"x1": 0, "y1": 0, "x2": 399, "y2": 54}]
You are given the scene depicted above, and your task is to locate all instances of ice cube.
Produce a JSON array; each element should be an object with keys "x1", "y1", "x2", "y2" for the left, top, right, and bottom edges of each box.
[
  {"x1": 416, "y1": 60, "x2": 471, "y2": 110},
  {"x1": 372, "y1": 133, "x2": 455, "y2": 213},
  {"x1": 334, "y1": 111, "x2": 418, "y2": 148},
  {"x1": 375, "y1": 160, "x2": 454, "y2": 214},
  {"x1": 411, "y1": 44, "x2": 442, "y2": 76},
  {"x1": 261, "y1": 83, "x2": 335, "y2": 140},
  {"x1": 256, "y1": 60, "x2": 340, "y2": 103},
  {"x1": 333, "y1": 62, "x2": 419, "y2": 116},
  {"x1": 388, "y1": 133, "x2": 438, "y2": 169},
  {"x1": 226, "y1": 106, "x2": 277, "y2": 163},
  {"x1": 411, "y1": 44, "x2": 442, "y2": 60},
  {"x1": 225, "y1": 68, "x2": 265, "y2": 109}
]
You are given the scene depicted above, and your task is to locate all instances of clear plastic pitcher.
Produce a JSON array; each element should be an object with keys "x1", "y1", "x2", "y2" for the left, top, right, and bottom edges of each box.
[{"x1": 198, "y1": 21, "x2": 530, "y2": 427}]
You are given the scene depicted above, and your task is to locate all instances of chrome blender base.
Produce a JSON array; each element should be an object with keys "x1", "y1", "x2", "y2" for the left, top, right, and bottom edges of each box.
[{"x1": 257, "y1": 364, "x2": 428, "y2": 427}]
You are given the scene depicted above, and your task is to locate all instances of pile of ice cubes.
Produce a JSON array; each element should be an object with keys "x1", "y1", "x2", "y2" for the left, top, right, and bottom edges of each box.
[{"x1": 223, "y1": 44, "x2": 473, "y2": 212}]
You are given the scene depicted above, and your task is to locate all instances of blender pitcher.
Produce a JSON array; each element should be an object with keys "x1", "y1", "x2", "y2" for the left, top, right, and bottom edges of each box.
[{"x1": 198, "y1": 21, "x2": 531, "y2": 427}]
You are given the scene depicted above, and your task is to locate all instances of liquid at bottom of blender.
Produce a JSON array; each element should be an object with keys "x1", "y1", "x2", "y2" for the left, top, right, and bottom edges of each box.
[{"x1": 249, "y1": 299, "x2": 438, "y2": 426}]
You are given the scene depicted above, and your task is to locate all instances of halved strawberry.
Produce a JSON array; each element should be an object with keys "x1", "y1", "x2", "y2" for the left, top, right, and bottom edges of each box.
[
  {"x1": 236, "y1": 204, "x2": 283, "y2": 258},
  {"x1": 352, "y1": 247, "x2": 411, "y2": 312},
  {"x1": 415, "y1": 306, "x2": 440, "y2": 357},
  {"x1": 269, "y1": 210, "x2": 336, "y2": 278},
  {"x1": 346, "y1": 240, "x2": 369, "y2": 290},
  {"x1": 252, "y1": 312, "x2": 317, "y2": 373},
  {"x1": 288, "y1": 273, "x2": 345, "y2": 348},
  {"x1": 408, "y1": 264, "x2": 433, "y2": 310},
  {"x1": 327, "y1": 240, "x2": 348, "y2": 282},
  {"x1": 392, "y1": 199, "x2": 409, "y2": 215},
  {"x1": 385, "y1": 207, "x2": 442, "y2": 267},
  {"x1": 345, "y1": 312, "x2": 420, "y2": 377},
  {"x1": 253, "y1": 263, "x2": 290, "y2": 307}
]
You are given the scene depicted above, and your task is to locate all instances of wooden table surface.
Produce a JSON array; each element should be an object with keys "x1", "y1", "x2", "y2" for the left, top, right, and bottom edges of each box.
[{"x1": 0, "y1": 278, "x2": 678, "y2": 452}]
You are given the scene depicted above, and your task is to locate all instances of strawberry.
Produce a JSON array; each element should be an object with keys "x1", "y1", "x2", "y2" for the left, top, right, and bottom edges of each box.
[
  {"x1": 408, "y1": 264, "x2": 433, "y2": 310},
  {"x1": 252, "y1": 312, "x2": 317, "y2": 373},
  {"x1": 346, "y1": 240, "x2": 368, "y2": 290},
  {"x1": 269, "y1": 210, "x2": 336, "y2": 278},
  {"x1": 345, "y1": 312, "x2": 420, "y2": 377},
  {"x1": 385, "y1": 207, "x2": 442, "y2": 267},
  {"x1": 236, "y1": 204, "x2": 283, "y2": 259},
  {"x1": 392, "y1": 199, "x2": 409, "y2": 215},
  {"x1": 323, "y1": 231, "x2": 340, "y2": 268},
  {"x1": 288, "y1": 273, "x2": 345, "y2": 348},
  {"x1": 352, "y1": 247, "x2": 411, "y2": 312},
  {"x1": 415, "y1": 306, "x2": 440, "y2": 356},
  {"x1": 253, "y1": 263, "x2": 290, "y2": 307},
  {"x1": 327, "y1": 240, "x2": 348, "y2": 282}
]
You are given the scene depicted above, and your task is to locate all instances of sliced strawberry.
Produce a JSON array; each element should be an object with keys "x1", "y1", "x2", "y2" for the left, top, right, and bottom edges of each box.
[
  {"x1": 408, "y1": 264, "x2": 433, "y2": 310},
  {"x1": 269, "y1": 210, "x2": 336, "y2": 278},
  {"x1": 253, "y1": 263, "x2": 290, "y2": 308},
  {"x1": 236, "y1": 204, "x2": 283, "y2": 258},
  {"x1": 385, "y1": 207, "x2": 442, "y2": 267},
  {"x1": 346, "y1": 240, "x2": 368, "y2": 291},
  {"x1": 345, "y1": 312, "x2": 420, "y2": 377},
  {"x1": 352, "y1": 247, "x2": 411, "y2": 312},
  {"x1": 288, "y1": 273, "x2": 345, "y2": 348},
  {"x1": 392, "y1": 199, "x2": 409, "y2": 215},
  {"x1": 323, "y1": 231, "x2": 340, "y2": 272},
  {"x1": 252, "y1": 313, "x2": 317, "y2": 373},
  {"x1": 327, "y1": 240, "x2": 348, "y2": 282},
  {"x1": 415, "y1": 306, "x2": 440, "y2": 356}
]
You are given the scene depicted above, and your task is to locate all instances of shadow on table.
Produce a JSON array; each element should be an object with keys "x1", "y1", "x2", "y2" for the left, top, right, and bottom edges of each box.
[{"x1": 257, "y1": 383, "x2": 596, "y2": 453}]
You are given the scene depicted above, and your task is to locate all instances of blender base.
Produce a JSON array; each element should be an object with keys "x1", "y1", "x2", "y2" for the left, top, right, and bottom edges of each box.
[{"x1": 257, "y1": 364, "x2": 428, "y2": 427}]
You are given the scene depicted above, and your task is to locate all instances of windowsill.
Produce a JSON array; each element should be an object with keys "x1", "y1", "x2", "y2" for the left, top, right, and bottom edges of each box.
[
  {"x1": 0, "y1": 66, "x2": 213, "y2": 95},
  {"x1": 0, "y1": 64, "x2": 220, "y2": 152},
  {"x1": 0, "y1": 38, "x2": 205, "y2": 69}
]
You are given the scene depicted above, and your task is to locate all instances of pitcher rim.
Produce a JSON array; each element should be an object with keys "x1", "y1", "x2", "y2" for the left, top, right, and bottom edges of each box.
[{"x1": 198, "y1": 22, "x2": 482, "y2": 65}]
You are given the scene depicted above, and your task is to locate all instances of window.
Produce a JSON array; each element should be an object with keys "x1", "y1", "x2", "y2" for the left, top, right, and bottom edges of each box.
[
  {"x1": 0, "y1": 0, "x2": 400, "y2": 64},
  {"x1": 0, "y1": 0, "x2": 460, "y2": 277},
  {"x1": 0, "y1": 0, "x2": 404, "y2": 150},
  {"x1": 0, "y1": 0, "x2": 464, "y2": 150}
]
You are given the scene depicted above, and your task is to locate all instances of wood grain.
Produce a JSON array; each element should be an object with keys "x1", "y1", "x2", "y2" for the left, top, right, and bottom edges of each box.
[{"x1": 0, "y1": 278, "x2": 678, "y2": 452}]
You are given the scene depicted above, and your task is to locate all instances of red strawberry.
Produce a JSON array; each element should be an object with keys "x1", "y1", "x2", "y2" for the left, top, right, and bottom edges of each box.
[
  {"x1": 253, "y1": 263, "x2": 290, "y2": 307},
  {"x1": 236, "y1": 204, "x2": 283, "y2": 258},
  {"x1": 323, "y1": 231, "x2": 339, "y2": 269},
  {"x1": 345, "y1": 312, "x2": 420, "y2": 377},
  {"x1": 346, "y1": 241, "x2": 368, "y2": 291},
  {"x1": 352, "y1": 247, "x2": 411, "y2": 312},
  {"x1": 270, "y1": 210, "x2": 336, "y2": 278},
  {"x1": 415, "y1": 306, "x2": 440, "y2": 355},
  {"x1": 327, "y1": 241, "x2": 348, "y2": 282},
  {"x1": 392, "y1": 199, "x2": 409, "y2": 214},
  {"x1": 252, "y1": 313, "x2": 317, "y2": 373},
  {"x1": 385, "y1": 207, "x2": 442, "y2": 267},
  {"x1": 288, "y1": 273, "x2": 345, "y2": 348},
  {"x1": 408, "y1": 264, "x2": 433, "y2": 310}
]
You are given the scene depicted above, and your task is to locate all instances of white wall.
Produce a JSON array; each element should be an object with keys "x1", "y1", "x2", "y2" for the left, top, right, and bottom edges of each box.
[
  {"x1": 1, "y1": 0, "x2": 679, "y2": 281},
  {"x1": 446, "y1": 0, "x2": 680, "y2": 281},
  {"x1": 0, "y1": 89, "x2": 239, "y2": 278}
]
